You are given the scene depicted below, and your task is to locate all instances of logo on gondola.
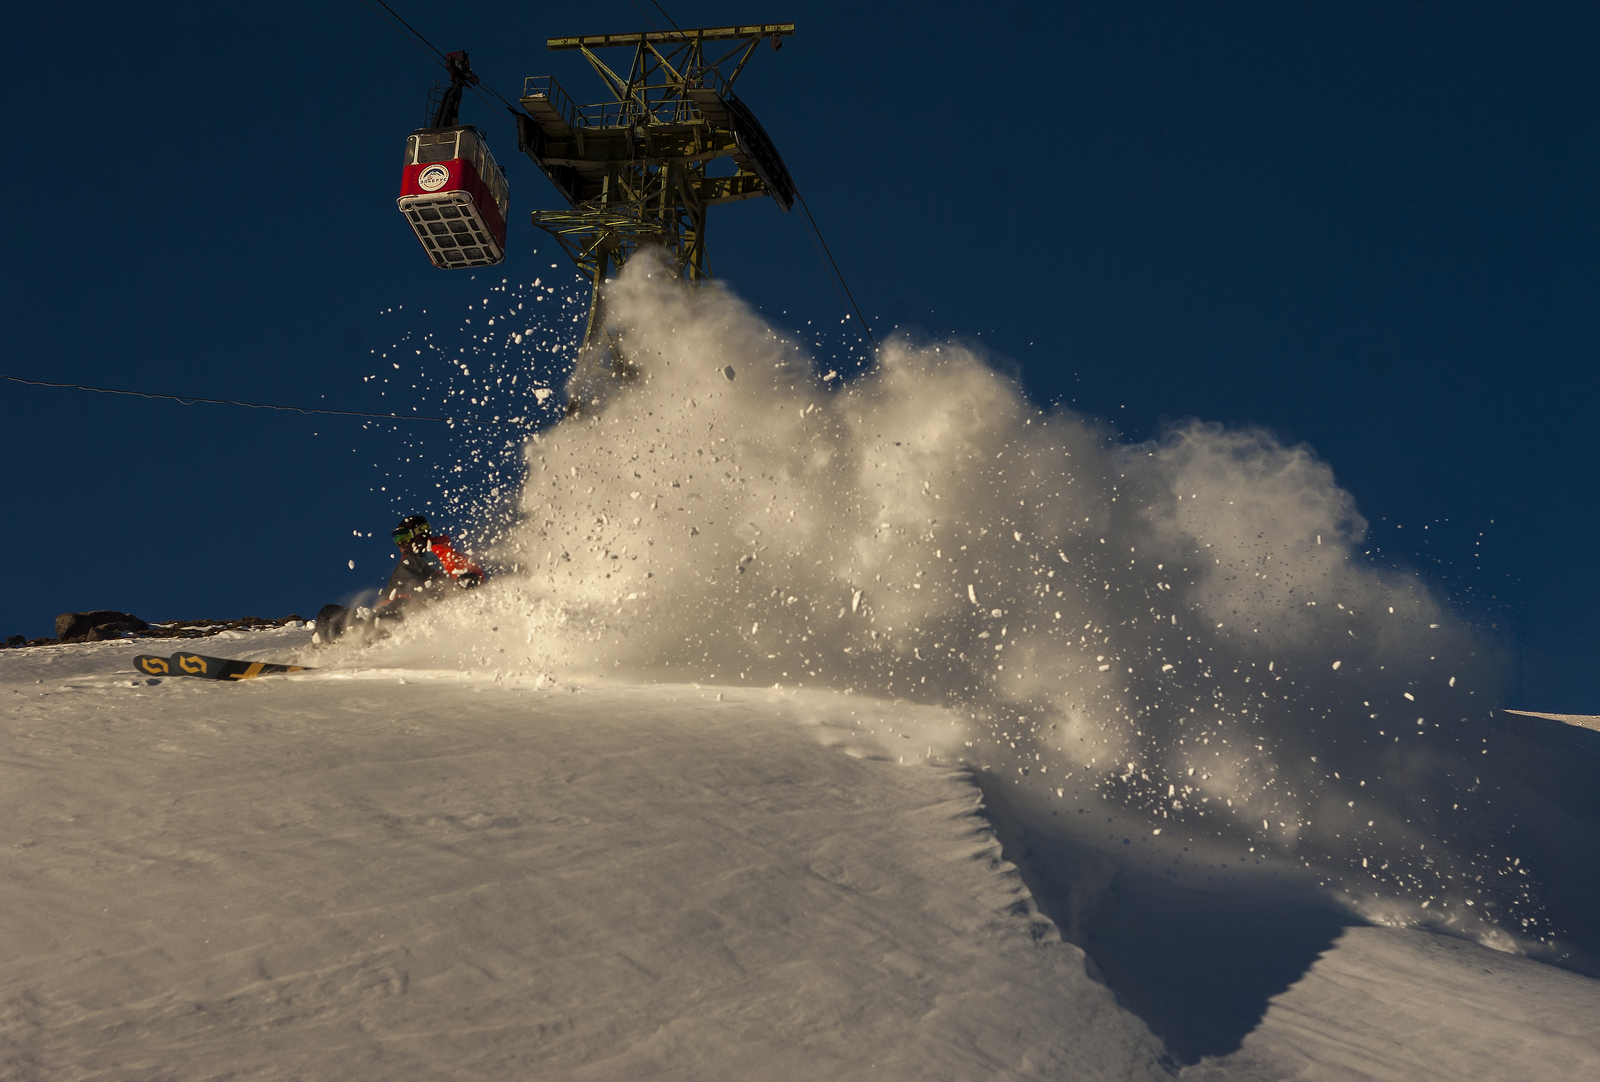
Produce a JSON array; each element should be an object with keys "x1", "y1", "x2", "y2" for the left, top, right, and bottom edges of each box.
[{"x1": 418, "y1": 164, "x2": 450, "y2": 191}]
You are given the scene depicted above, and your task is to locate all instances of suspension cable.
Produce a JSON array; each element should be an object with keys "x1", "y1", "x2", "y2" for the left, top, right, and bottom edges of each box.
[
  {"x1": 648, "y1": 0, "x2": 689, "y2": 38},
  {"x1": 640, "y1": 0, "x2": 877, "y2": 352},
  {"x1": 794, "y1": 190, "x2": 877, "y2": 352},
  {"x1": 0, "y1": 374, "x2": 526, "y2": 429},
  {"x1": 361, "y1": 0, "x2": 447, "y2": 64},
  {"x1": 624, "y1": 0, "x2": 663, "y2": 33},
  {"x1": 359, "y1": 0, "x2": 524, "y2": 128}
]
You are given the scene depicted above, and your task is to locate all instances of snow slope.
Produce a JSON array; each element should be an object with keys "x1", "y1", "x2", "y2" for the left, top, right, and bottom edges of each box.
[
  {"x1": 1187, "y1": 926, "x2": 1600, "y2": 1080},
  {"x1": 1, "y1": 631, "x2": 1163, "y2": 1081},
  {"x1": 5, "y1": 633, "x2": 1598, "y2": 1080}
]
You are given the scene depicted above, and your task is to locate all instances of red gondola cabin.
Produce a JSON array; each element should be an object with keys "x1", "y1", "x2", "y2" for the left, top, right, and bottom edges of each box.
[{"x1": 398, "y1": 125, "x2": 508, "y2": 269}]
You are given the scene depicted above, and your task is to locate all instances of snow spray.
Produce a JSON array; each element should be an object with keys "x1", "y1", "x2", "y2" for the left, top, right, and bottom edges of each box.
[{"x1": 378, "y1": 252, "x2": 1569, "y2": 959}]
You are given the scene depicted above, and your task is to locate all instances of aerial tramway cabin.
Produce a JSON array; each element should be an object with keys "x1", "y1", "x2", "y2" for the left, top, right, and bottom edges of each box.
[{"x1": 397, "y1": 124, "x2": 509, "y2": 269}]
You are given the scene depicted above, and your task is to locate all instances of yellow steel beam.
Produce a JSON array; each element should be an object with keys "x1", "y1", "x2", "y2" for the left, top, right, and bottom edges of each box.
[{"x1": 548, "y1": 24, "x2": 794, "y2": 50}]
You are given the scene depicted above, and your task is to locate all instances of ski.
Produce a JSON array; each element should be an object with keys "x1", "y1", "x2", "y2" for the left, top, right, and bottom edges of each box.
[
  {"x1": 133, "y1": 652, "x2": 313, "y2": 681},
  {"x1": 133, "y1": 654, "x2": 175, "y2": 676}
]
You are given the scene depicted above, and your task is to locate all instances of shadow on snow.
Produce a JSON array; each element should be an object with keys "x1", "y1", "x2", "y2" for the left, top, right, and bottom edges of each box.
[{"x1": 972, "y1": 773, "x2": 1354, "y2": 1066}]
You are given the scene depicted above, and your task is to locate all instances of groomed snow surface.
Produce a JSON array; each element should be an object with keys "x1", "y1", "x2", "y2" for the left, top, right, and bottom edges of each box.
[{"x1": 5, "y1": 630, "x2": 1598, "y2": 1080}]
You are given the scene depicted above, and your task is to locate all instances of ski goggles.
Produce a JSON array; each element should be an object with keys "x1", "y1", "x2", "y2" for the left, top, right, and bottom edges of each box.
[{"x1": 392, "y1": 523, "x2": 431, "y2": 546}]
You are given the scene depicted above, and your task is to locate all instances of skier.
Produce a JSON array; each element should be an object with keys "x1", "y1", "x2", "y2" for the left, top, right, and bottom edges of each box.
[
  {"x1": 379, "y1": 513, "x2": 485, "y2": 610},
  {"x1": 314, "y1": 515, "x2": 485, "y2": 644}
]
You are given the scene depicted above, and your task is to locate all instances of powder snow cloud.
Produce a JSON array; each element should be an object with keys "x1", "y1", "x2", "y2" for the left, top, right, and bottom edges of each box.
[{"x1": 374, "y1": 255, "x2": 1543, "y2": 950}]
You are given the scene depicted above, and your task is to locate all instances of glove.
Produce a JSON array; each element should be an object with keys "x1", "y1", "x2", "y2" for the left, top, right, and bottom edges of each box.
[{"x1": 458, "y1": 571, "x2": 483, "y2": 589}]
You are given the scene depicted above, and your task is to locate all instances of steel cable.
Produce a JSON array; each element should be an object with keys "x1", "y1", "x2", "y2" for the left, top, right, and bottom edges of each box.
[{"x1": 0, "y1": 374, "x2": 527, "y2": 429}]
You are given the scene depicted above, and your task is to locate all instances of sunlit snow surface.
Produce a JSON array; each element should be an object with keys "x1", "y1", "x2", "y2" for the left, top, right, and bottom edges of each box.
[
  {"x1": 5, "y1": 631, "x2": 1598, "y2": 1079},
  {"x1": 2, "y1": 632, "x2": 1165, "y2": 1079}
]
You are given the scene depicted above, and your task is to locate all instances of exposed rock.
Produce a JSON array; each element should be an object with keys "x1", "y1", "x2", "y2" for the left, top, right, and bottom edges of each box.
[
  {"x1": 85, "y1": 622, "x2": 147, "y2": 641},
  {"x1": 13, "y1": 614, "x2": 306, "y2": 649},
  {"x1": 55, "y1": 611, "x2": 149, "y2": 640}
]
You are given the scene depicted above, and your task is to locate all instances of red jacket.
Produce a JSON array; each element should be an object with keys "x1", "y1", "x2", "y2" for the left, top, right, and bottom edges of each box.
[
  {"x1": 430, "y1": 535, "x2": 485, "y2": 581},
  {"x1": 380, "y1": 534, "x2": 486, "y2": 607}
]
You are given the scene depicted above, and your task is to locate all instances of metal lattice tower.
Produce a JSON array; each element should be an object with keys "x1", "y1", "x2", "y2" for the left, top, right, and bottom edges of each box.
[{"x1": 515, "y1": 24, "x2": 797, "y2": 375}]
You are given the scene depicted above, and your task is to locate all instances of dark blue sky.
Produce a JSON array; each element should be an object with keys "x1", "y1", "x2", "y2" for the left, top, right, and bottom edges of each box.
[{"x1": 5, "y1": 2, "x2": 1596, "y2": 707}]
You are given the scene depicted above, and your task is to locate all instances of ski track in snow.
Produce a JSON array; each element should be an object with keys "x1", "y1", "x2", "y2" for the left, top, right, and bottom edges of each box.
[
  {"x1": 1, "y1": 631, "x2": 1163, "y2": 1081},
  {"x1": 5, "y1": 631, "x2": 1599, "y2": 1079}
]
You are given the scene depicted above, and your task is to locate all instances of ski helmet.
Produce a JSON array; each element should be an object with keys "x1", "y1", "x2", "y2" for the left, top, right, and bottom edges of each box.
[{"x1": 392, "y1": 514, "x2": 431, "y2": 550}]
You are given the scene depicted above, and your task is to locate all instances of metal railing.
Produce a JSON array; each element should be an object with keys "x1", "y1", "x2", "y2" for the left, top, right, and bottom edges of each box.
[
  {"x1": 523, "y1": 75, "x2": 714, "y2": 129},
  {"x1": 522, "y1": 75, "x2": 580, "y2": 129},
  {"x1": 691, "y1": 64, "x2": 728, "y2": 96}
]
